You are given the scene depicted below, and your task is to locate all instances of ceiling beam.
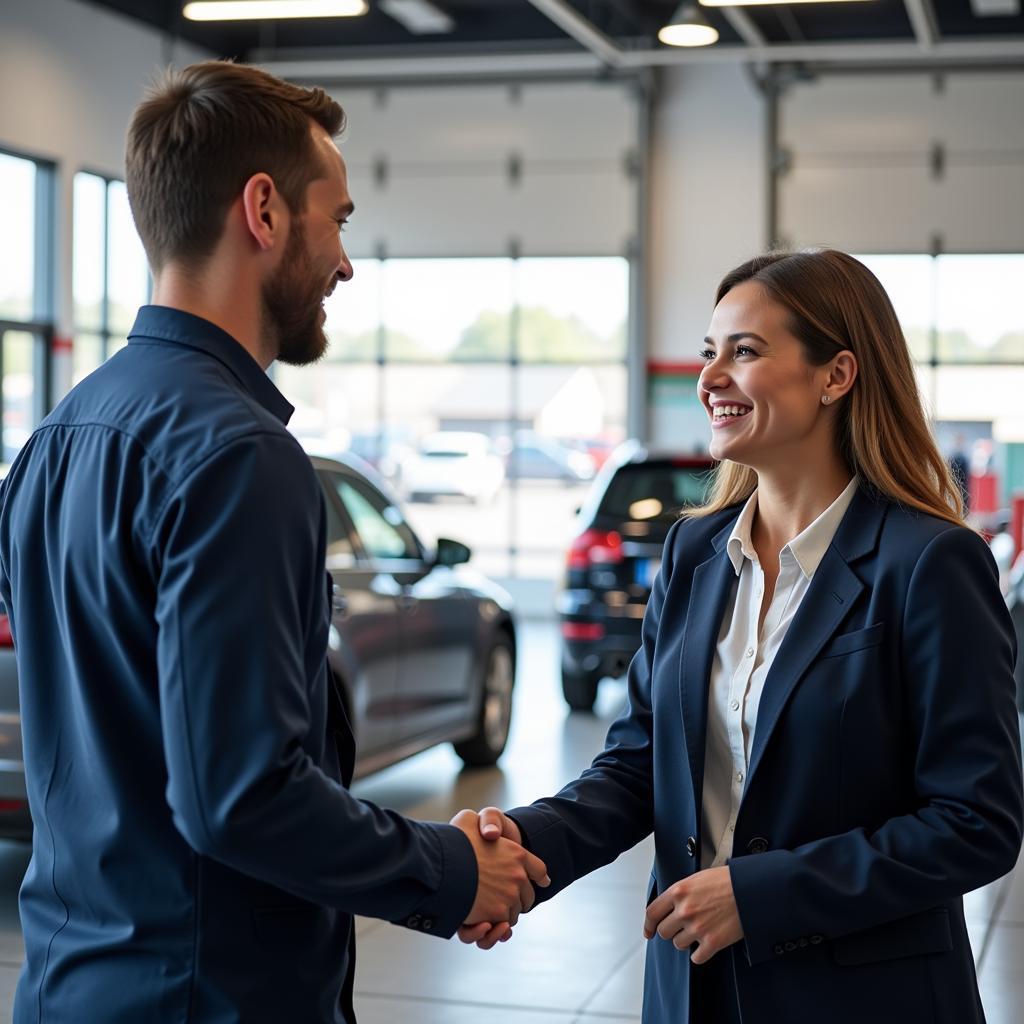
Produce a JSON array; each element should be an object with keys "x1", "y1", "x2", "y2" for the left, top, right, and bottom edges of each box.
[
  {"x1": 262, "y1": 36, "x2": 1024, "y2": 82},
  {"x1": 523, "y1": 0, "x2": 625, "y2": 67},
  {"x1": 722, "y1": 9, "x2": 767, "y2": 48},
  {"x1": 903, "y1": 0, "x2": 940, "y2": 49}
]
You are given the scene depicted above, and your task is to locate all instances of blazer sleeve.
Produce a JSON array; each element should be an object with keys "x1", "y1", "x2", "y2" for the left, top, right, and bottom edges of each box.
[
  {"x1": 730, "y1": 525, "x2": 1024, "y2": 965},
  {"x1": 506, "y1": 517, "x2": 686, "y2": 898},
  {"x1": 153, "y1": 433, "x2": 477, "y2": 937}
]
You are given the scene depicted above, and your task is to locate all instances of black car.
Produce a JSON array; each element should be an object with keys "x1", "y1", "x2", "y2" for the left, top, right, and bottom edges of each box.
[
  {"x1": 0, "y1": 453, "x2": 517, "y2": 839},
  {"x1": 557, "y1": 442, "x2": 715, "y2": 711}
]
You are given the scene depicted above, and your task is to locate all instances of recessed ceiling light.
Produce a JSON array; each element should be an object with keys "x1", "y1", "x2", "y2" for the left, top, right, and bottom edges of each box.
[
  {"x1": 658, "y1": 3, "x2": 719, "y2": 46},
  {"x1": 380, "y1": 0, "x2": 455, "y2": 34},
  {"x1": 183, "y1": 0, "x2": 368, "y2": 21}
]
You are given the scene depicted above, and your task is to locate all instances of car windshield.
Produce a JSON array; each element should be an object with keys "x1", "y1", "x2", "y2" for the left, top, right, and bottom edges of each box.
[{"x1": 599, "y1": 462, "x2": 712, "y2": 522}]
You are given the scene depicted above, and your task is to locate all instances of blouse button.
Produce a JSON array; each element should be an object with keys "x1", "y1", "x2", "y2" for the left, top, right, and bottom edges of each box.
[
  {"x1": 730, "y1": 699, "x2": 740, "y2": 712},
  {"x1": 746, "y1": 647, "x2": 754, "y2": 658}
]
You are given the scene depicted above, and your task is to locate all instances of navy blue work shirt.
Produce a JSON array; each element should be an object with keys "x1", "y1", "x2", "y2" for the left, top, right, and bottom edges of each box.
[{"x1": 0, "y1": 306, "x2": 477, "y2": 1024}]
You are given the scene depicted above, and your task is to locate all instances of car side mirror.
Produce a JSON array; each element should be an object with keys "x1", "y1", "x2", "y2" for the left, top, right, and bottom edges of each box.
[{"x1": 435, "y1": 537, "x2": 471, "y2": 567}]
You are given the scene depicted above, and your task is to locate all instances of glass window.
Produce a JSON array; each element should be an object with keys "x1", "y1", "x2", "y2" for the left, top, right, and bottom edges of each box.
[
  {"x1": 935, "y1": 255, "x2": 1024, "y2": 363},
  {"x1": 274, "y1": 256, "x2": 629, "y2": 582},
  {"x1": 322, "y1": 258, "x2": 382, "y2": 361},
  {"x1": 384, "y1": 362, "x2": 512, "y2": 579},
  {"x1": 516, "y1": 258, "x2": 628, "y2": 362},
  {"x1": 382, "y1": 259, "x2": 513, "y2": 362},
  {"x1": 855, "y1": 254, "x2": 933, "y2": 362},
  {"x1": 330, "y1": 473, "x2": 419, "y2": 561},
  {"x1": 72, "y1": 172, "x2": 151, "y2": 382},
  {"x1": 73, "y1": 173, "x2": 105, "y2": 332},
  {"x1": 2, "y1": 331, "x2": 38, "y2": 463},
  {"x1": 106, "y1": 181, "x2": 149, "y2": 338},
  {"x1": 0, "y1": 153, "x2": 37, "y2": 322}
]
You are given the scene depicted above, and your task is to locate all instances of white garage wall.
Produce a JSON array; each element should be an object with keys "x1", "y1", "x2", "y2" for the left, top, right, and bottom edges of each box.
[
  {"x1": 0, "y1": 0, "x2": 209, "y2": 396},
  {"x1": 778, "y1": 71, "x2": 1024, "y2": 253},
  {"x1": 649, "y1": 64, "x2": 768, "y2": 362},
  {"x1": 646, "y1": 64, "x2": 768, "y2": 448},
  {"x1": 329, "y1": 82, "x2": 638, "y2": 259}
]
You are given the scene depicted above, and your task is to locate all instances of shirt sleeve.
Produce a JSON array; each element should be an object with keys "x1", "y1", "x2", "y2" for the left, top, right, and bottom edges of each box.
[
  {"x1": 729, "y1": 525, "x2": 1023, "y2": 965},
  {"x1": 152, "y1": 432, "x2": 477, "y2": 936}
]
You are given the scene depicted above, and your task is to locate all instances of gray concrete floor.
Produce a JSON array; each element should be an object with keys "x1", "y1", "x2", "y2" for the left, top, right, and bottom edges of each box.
[{"x1": 0, "y1": 620, "x2": 1019, "y2": 1022}]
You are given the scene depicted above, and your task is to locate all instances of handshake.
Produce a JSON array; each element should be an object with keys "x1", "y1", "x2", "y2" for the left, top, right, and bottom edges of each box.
[
  {"x1": 448, "y1": 806, "x2": 745, "y2": 963},
  {"x1": 449, "y1": 806, "x2": 547, "y2": 950}
]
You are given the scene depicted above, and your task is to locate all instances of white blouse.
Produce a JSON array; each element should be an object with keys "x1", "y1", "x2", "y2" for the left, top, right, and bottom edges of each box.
[{"x1": 700, "y1": 476, "x2": 860, "y2": 870}]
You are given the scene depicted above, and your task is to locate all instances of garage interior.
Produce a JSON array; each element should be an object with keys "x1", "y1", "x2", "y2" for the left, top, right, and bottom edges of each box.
[{"x1": 1, "y1": 0, "x2": 1023, "y2": 1020}]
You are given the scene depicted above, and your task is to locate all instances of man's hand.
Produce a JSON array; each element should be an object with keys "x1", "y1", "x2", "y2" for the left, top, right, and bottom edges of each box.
[
  {"x1": 451, "y1": 808, "x2": 544, "y2": 950},
  {"x1": 643, "y1": 866, "x2": 743, "y2": 964},
  {"x1": 450, "y1": 808, "x2": 549, "y2": 945}
]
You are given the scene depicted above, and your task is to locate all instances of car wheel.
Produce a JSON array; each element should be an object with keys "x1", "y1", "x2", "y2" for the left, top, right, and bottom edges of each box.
[
  {"x1": 454, "y1": 638, "x2": 515, "y2": 768},
  {"x1": 562, "y1": 665, "x2": 601, "y2": 712}
]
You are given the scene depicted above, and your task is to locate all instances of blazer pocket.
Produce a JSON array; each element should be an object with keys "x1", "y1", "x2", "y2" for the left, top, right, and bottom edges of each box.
[
  {"x1": 830, "y1": 907, "x2": 953, "y2": 966},
  {"x1": 820, "y1": 622, "x2": 884, "y2": 660}
]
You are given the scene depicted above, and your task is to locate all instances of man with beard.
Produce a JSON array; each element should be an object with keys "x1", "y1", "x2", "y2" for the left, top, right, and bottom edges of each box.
[{"x1": 0, "y1": 61, "x2": 547, "y2": 1024}]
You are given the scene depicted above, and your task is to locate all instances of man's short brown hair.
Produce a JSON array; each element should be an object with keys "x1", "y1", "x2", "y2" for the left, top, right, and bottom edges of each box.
[{"x1": 125, "y1": 60, "x2": 345, "y2": 273}]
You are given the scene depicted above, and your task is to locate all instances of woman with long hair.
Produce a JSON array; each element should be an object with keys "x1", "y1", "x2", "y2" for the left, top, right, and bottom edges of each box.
[{"x1": 458, "y1": 249, "x2": 1023, "y2": 1024}]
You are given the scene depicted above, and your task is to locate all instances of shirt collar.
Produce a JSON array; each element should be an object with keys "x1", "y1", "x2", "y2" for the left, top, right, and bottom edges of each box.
[
  {"x1": 127, "y1": 305, "x2": 294, "y2": 425},
  {"x1": 726, "y1": 476, "x2": 860, "y2": 579}
]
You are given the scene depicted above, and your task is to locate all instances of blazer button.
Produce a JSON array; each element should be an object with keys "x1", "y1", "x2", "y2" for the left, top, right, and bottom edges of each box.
[
  {"x1": 407, "y1": 913, "x2": 422, "y2": 929},
  {"x1": 686, "y1": 836, "x2": 697, "y2": 857},
  {"x1": 798, "y1": 937, "x2": 808, "y2": 948},
  {"x1": 784, "y1": 941, "x2": 797, "y2": 952},
  {"x1": 774, "y1": 944, "x2": 784, "y2": 956},
  {"x1": 422, "y1": 918, "x2": 434, "y2": 932},
  {"x1": 747, "y1": 837, "x2": 769, "y2": 855},
  {"x1": 810, "y1": 934, "x2": 824, "y2": 945}
]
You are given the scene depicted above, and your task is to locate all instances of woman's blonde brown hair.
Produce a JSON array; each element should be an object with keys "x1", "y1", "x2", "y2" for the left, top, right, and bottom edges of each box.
[{"x1": 687, "y1": 249, "x2": 964, "y2": 526}]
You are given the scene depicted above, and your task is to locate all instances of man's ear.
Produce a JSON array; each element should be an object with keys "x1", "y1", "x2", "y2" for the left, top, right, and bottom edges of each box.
[{"x1": 240, "y1": 173, "x2": 285, "y2": 253}]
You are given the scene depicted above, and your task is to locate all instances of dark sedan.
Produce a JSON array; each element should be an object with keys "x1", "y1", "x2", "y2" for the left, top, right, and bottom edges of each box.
[
  {"x1": 558, "y1": 442, "x2": 715, "y2": 711},
  {"x1": 0, "y1": 453, "x2": 517, "y2": 839}
]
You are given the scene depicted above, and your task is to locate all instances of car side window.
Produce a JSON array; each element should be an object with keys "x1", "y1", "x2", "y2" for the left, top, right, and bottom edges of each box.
[
  {"x1": 330, "y1": 474, "x2": 420, "y2": 562},
  {"x1": 317, "y1": 472, "x2": 357, "y2": 566}
]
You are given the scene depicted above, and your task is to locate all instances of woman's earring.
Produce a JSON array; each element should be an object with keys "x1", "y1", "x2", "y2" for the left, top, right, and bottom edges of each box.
[{"x1": 821, "y1": 395, "x2": 832, "y2": 405}]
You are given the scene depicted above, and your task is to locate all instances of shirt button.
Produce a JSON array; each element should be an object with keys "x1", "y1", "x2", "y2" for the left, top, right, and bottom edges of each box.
[
  {"x1": 746, "y1": 647, "x2": 754, "y2": 658},
  {"x1": 730, "y1": 699, "x2": 740, "y2": 712},
  {"x1": 735, "y1": 771, "x2": 744, "y2": 783},
  {"x1": 686, "y1": 835, "x2": 697, "y2": 857}
]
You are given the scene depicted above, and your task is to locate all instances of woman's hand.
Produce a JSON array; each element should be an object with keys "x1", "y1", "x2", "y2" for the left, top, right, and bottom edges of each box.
[{"x1": 643, "y1": 866, "x2": 744, "y2": 964}]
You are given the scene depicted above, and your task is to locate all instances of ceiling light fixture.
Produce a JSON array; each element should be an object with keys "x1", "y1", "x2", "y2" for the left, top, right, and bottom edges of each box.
[
  {"x1": 183, "y1": 0, "x2": 368, "y2": 21},
  {"x1": 380, "y1": 0, "x2": 455, "y2": 34},
  {"x1": 658, "y1": 3, "x2": 719, "y2": 46}
]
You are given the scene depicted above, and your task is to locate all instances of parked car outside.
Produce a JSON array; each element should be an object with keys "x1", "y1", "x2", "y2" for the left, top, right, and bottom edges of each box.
[
  {"x1": 0, "y1": 453, "x2": 517, "y2": 839},
  {"x1": 402, "y1": 431, "x2": 505, "y2": 503},
  {"x1": 557, "y1": 442, "x2": 715, "y2": 710},
  {"x1": 505, "y1": 430, "x2": 596, "y2": 482}
]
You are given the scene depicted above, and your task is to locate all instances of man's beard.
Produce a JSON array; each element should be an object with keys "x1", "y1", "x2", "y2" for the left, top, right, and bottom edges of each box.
[{"x1": 262, "y1": 220, "x2": 330, "y2": 367}]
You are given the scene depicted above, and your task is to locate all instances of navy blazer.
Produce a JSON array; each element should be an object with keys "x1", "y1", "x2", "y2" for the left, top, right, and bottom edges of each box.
[{"x1": 511, "y1": 486, "x2": 1023, "y2": 1024}]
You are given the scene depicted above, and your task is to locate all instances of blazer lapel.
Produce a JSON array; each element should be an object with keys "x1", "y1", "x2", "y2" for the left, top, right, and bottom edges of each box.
[
  {"x1": 745, "y1": 487, "x2": 885, "y2": 787},
  {"x1": 679, "y1": 519, "x2": 738, "y2": 807}
]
